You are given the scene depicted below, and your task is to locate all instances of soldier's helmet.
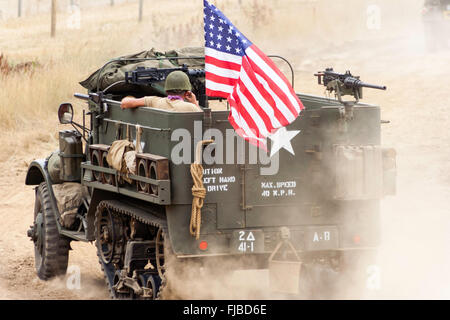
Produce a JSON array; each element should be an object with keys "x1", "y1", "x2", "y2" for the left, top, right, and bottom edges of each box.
[{"x1": 164, "y1": 71, "x2": 192, "y2": 92}]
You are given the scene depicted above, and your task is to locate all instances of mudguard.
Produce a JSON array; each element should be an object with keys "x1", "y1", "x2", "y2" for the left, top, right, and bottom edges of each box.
[
  {"x1": 25, "y1": 159, "x2": 62, "y2": 233},
  {"x1": 25, "y1": 159, "x2": 49, "y2": 186}
]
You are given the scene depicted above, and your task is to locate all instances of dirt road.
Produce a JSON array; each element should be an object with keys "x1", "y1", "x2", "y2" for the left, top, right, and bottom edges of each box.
[{"x1": 0, "y1": 135, "x2": 109, "y2": 299}]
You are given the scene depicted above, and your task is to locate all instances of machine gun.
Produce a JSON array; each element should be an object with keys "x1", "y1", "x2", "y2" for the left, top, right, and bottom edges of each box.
[
  {"x1": 314, "y1": 68, "x2": 386, "y2": 104},
  {"x1": 314, "y1": 68, "x2": 386, "y2": 125},
  {"x1": 125, "y1": 64, "x2": 207, "y2": 106},
  {"x1": 125, "y1": 64, "x2": 204, "y2": 84}
]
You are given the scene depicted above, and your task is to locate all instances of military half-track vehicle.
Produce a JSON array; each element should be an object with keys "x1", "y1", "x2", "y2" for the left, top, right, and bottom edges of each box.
[
  {"x1": 422, "y1": 0, "x2": 450, "y2": 50},
  {"x1": 25, "y1": 48, "x2": 396, "y2": 299}
]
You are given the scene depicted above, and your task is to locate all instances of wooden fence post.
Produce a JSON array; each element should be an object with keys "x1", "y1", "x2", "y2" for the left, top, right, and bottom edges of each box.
[
  {"x1": 139, "y1": 0, "x2": 143, "y2": 22},
  {"x1": 51, "y1": 0, "x2": 56, "y2": 37}
]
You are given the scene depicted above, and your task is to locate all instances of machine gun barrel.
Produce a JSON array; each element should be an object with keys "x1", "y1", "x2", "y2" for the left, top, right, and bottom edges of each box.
[
  {"x1": 343, "y1": 77, "x2": 386, "y2": 91},
  {"x1": 74, "y1": 93, "x2": 89, "y2": 100},
  {"x1": 315, "y1": 68, "x2": 387, "y2": 103},
  {"x1": 74, "y1": 92, "x2": 121, "y2": 106}
]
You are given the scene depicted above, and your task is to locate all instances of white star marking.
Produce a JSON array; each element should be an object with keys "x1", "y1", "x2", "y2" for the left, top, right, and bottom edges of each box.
[{"x1": 268, "y1": 127, "x2": 301, "y2": 157}]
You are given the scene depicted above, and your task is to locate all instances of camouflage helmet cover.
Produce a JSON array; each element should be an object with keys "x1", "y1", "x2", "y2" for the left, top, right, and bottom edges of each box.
[{"x1": 164, "y1": 70, "x2": 192, "y2": 92}]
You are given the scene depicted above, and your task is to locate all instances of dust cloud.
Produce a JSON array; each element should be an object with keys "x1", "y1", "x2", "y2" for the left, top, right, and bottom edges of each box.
[
  {"x1": 1, "y1": 0, "x2": 449, "y2": 299},
  {"x1": 286, "y1": 0, "x2": 450, "y2": 300},
  {"x1": 167, "y1": 0, "x2": 450, "y2": 300},
  {"x1": 161, "y1": 257, "x2": 274, "y2": 300}
]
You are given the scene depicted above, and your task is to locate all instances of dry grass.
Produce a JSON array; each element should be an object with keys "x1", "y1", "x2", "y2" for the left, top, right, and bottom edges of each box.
[
  {"x1": 0, "y1": 0, "x2": 422, "y2": 131},
  {"x1": 0, "y1": 0, "x2": 429, "y2": 157},
  {"x1": 0, "y1": 59, "x2": 78, "y2": 129},
  {"x1": 0, "y1": 1, "x2": 204, "y2": 132},
  {"x1": 0, "y1": 0, "x2": 425, "y2": 166},
  {"x1": 0, "y1": 54, "x2": 39, "y2": 75}
]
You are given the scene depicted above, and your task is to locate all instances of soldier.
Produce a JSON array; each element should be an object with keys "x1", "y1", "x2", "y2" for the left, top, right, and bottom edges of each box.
[{"x1": 120, "y1": 70, "x2": 202, "y2": 112}]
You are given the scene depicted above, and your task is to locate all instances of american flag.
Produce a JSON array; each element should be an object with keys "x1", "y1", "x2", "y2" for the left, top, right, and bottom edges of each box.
[{"x1": 204, "y1": 0, "x2": 304, "y2": 149}]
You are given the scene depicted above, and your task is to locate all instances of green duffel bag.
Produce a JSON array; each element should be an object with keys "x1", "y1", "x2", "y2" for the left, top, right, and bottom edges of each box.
[{"x1": 79, "y1": 47, "x2": 205, "y2": 95}]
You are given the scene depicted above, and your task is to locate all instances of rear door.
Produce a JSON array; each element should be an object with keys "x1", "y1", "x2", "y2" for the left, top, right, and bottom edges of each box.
[{"x1": 242, "y1": 117, "x2": 316, "y2": 228}]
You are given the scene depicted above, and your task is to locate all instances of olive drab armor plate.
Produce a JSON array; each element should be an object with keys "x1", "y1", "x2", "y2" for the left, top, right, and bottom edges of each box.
[{"x1": 79, "y1": 94, "x2": 392, "y2": 256}]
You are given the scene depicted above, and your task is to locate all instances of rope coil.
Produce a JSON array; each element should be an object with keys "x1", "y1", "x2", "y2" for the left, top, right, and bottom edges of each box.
[
  {"x1": 189, "y1": 139, "x2": 214, "y2": 239},
  {"x1": 190, "y1": 164, "x2": 206, "y2": 239}
]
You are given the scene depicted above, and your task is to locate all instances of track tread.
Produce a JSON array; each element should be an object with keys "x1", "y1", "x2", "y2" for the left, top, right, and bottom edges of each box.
[{"x1": 94, "y1": 199, "x2": 169, "y2": 300}]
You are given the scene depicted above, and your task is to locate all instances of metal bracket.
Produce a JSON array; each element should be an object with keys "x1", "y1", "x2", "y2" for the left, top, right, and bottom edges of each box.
[
  {"x1": 113, "y1": 270, "x2": 153, "y2": 297},
  {"x1": 240, "y1": 165, "x2": 253, "y2": 210},
  {"x1": 280, "y1": 227, "x2": 291, "y2": 240}
]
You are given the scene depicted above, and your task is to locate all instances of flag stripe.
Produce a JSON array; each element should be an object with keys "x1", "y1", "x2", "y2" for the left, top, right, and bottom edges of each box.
[
  {"x1": 249, "y1": 45, "x2": 303, "y2": 112},
  {"x1": 246, "y1": 55, "x2": 300, "y2": 118},
  {"x1": 205, "y1": 62, "x2": 239, "y2": 79},
  {"x1": 205, "y1": 71, "x2": 238, "y2": 87},
  {"x1": 228, "y1": 96, "x2": 267, "y2": 149},
  {"x1": 240, "y1": 57, "x2": 286, "y2": 128},
  {"x1": 254, "y1": 73, "x2": 296, "y2": 124},
  {"x1": 230, "y1": 87, "x2": 262, "y2": 138},
  {"x1": 229, "y1": 91, "x2": 262, "y2": 140},
  {"x1": 205, "y1": 80, "x2": 234, "y2": 94},
  {"x1": 248, "y1": 58, "x2": 300, "y2": 120},
  {"x1": 205, "y1": 47, "x2": 242, "y2": 65},
  {"x1": 246, "y1": 46, "x2": 303, "y2": 113},
  {"x1": 205, "y1": 55, "x2": 241, "y2": 72},
  {"x1": 237, "y1": 78, "x2": 277, "y2": 134},
  {"x1": 235, "y1": 83, "x2": 270, "y2": 136},
  {"x1": 205, "y1": 88, "x2": 229, "y2": 98}
]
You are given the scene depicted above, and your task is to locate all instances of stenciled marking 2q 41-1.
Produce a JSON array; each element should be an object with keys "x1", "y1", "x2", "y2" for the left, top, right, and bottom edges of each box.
[{"x1": 25, "y1": 48, "x2": 396, "y2": 299}]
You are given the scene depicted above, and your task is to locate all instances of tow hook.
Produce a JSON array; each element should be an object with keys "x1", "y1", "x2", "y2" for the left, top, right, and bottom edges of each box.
[
  {"x1": 268, "y1": 227, "x2": 302, "y2": 295},
  {"x1": 280, "y1": 226, "x2": 291, "y2": 240}
]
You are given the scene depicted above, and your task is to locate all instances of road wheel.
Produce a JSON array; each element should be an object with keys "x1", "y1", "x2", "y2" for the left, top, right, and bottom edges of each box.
[{"x1": 31, "y1": 182, "x2": 70, "y2": 280}]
